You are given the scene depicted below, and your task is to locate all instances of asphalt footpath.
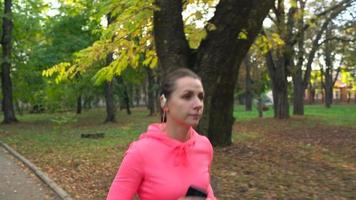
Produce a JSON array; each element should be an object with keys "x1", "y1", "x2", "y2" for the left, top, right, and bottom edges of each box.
[{"x1": 0, "y1": 145, "x2": 62, "y2": 200}]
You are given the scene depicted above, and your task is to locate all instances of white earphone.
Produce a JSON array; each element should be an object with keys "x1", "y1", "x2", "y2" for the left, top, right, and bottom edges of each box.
[{"x1": 160, "y1": 94, "x2": 167, "y2": 108}]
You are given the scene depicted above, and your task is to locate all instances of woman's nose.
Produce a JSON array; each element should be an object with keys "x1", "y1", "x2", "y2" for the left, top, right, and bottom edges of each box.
[{"x1": 193, "y1": 97, "x2": 203, "y2": 110}]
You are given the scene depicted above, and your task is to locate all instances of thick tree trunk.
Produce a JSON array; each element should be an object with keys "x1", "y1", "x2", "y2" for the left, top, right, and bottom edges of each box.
[
  {"x1": 153, "y1": 0, "x2": 274, "y2": 146},
  {"x1": 196, "y1": 0, "x2": 274, "y2": 146},
  {"x1": 198, "y1": 63, "x2": 238, "y2": 146},
  {"x1": 153, "y1": 0, "x2": 191, "y2": 74},
  {"x1": 1, "y1": 0, "x2": 17, "y2": 124},
  {"x1": 76, "y1": 95, "x2": 82, "y2": 114},
  {"x1": 146, "y1": 67, "x2": 155, "y2": 116},
  {"x1": 244, "y1": 57, "x2": 253, "y2": 111}
]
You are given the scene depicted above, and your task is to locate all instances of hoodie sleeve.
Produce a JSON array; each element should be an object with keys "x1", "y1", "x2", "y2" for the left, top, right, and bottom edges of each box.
[
  {"x1": 207, "y1": 138, "x2": 217, "y2": 199},
  {"x1": 106, "y1": 142, "x2": 144, "y2": 200}
]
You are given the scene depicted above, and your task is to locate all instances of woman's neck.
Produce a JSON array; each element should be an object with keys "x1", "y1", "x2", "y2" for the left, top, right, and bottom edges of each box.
[{"x1": 163, "y1": 121, "x2": 190, "y2": 142}]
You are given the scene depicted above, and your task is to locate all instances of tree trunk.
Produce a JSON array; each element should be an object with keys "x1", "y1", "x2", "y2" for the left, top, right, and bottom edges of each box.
[
  {"x1": 324, "y1": 84, "x2": 333, "y2": 108},
  {"x1": 104, "y1": 80, "x2": 116, "y2": 122},
  {"x1": 1, "y1": 0, "x2": 17, "y2": 124},
  {"x1": 292, "y1": 0, "x2": 305, "y2": 115},
  {"x1": 135, "y1": 86, "x2": 140, "y2": 107},
  {"x1": 244, "y1": 57, "x2": 253, "y2": 111},
  {"x1": 322, "y1": 25, "x2": 339, "y2": 109},
  {"x1": 117, "y1": 77, "x2": 131, "y2": 115},
  {"x1": 76, "y1": 95, "x2": 82, "y2": 114},
  {"x1": 266, "y1": 50, "x2": 290, "y2": 119},
  {"x1": 308, "y1": 83, "x2": 315, "y2": 104},
  {"x1": 153, "y1": 0, "x2": 191, "y2": 74},
  {"x1": 293, "y1": 68, "x2": 304, "y2": 115},
  {"x1": 263, "y1": 0, "x2": 292, "y2": 119},
  {"x1": 153, "y1": 0, "x2": 274, "y2": 146},
  {"x1": 103, "y1": 14, "x2": 117, "y2": 122},
  {"x1": 196, "y1": 0, "x2": 274, "y2": 146},
  {"x1": 146, "y1": 67, "x2": 155, "y2": 116},
  {"x1": 257, "y1": 95, "x2": 263, "y2": 118}
]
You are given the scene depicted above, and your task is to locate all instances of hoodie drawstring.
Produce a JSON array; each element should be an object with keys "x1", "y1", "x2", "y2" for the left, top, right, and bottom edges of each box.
[{"x1": 172, "y1": 141, "x2": 195, "y2": 166}]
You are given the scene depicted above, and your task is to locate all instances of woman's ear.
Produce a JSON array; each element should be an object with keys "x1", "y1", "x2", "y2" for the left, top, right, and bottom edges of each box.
[{"x1": 160, "y1": 94, "x2": 167, "y2": 108}]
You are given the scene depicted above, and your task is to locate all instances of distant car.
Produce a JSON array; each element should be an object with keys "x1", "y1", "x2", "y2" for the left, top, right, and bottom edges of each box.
[{"x1": 254, "y1": 92, "x2": 273, "y2": 111}]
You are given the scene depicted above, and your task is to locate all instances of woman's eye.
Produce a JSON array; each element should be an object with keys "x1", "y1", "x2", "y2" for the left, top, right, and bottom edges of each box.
[{"x1": 182, "y1": 94, "x2": 192, "y2": 99}]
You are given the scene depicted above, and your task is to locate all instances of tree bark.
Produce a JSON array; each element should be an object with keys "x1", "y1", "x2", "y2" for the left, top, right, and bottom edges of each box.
[
  {"x1": 196, "y1": 0, "x2": 274, "y2": 146},
  {"x1": 117, "y1": 77, "x2": 131, "y2": 115},
  {"x1": 153, "y1": 0, "x2": 192, "y2": 75},
  {"x1": 244, "y1": 57, "x2": 253, "y2": 111},
  {"x1": 146, "y1": 67, "x2": 155, "y2": 116},
  {"x1": 324, "y1": 83, "x2": 333, "y2": 108},
  {"x1": 322, "y1": 26, "x2": 340, "y2": 109},
  {"x1": 153, "y1": 0, "x2": 274, "y2": 146},
  {"x1": 103, "y1": 14, "x2": 117, "y2": 122},
  {"x1": 1, "y1": 0, "x2": 17, "y2": 124},
  {"x1": 76, "y1": 95, "x2": 82, "y2": 114},
  {"x1": 104, "y1": 80, "x2": 116, "y2": 122},
  {"x1": 266, "y1": 50, "x2": 290, "y2": 119},
  {"x1": 293, "y1": 73, "x2": 304, "y2": 115},
  {"x1": 292, "y1": 0, "x2": 305, "y2": 115}
]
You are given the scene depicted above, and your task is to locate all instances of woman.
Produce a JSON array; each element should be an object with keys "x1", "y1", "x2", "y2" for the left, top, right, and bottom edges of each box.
[{"x1": 106, "y1": 68, "x2": 216, "y2": 200}]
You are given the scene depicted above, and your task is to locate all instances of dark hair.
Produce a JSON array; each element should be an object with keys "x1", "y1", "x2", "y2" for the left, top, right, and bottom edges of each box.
[{"x1": 160, "y1": 68, "x2": 201, "y2": 122}]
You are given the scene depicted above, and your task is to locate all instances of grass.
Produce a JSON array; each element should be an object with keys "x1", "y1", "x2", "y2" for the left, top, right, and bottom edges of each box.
[
  {"x1": 234, "y1": 104, "x2": 356, "y2": 126},
  {"x1": 0, "y1": 104, "x2": 355, "y2": 199}
]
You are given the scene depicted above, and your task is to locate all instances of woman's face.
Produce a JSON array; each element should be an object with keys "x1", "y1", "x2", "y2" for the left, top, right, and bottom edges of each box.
[{"x1": 165, "y1": 77, "x2": 204, "y2": 127}]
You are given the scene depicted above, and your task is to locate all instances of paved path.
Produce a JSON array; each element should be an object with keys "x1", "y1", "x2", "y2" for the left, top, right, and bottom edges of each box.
[{"x1": 0, "y1": 146, "x2": 60, "y2": 200}]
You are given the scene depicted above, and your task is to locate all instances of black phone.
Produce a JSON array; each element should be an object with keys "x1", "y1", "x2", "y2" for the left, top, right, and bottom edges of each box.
[{"x1": 185, "y1": 186, "x2": 207, "y2": 197}]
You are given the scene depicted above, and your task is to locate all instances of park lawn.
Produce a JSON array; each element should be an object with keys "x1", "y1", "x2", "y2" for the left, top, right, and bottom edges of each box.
[{"x1": 0, "y1": 105, "x2": 355, "y2": 199}]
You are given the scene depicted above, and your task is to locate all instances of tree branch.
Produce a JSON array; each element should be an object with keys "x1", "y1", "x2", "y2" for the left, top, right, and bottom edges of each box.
[
  {"x1": 332, "y1": 67, "x2": 341, "y2": 86},
  {"x1": 318, "y1": 36, "x2": 356, "y2": 47},
  {"x1": 291, "y1": 0, "x2": 353, "y2": 46},
  {"x1": 301, "y1": 0, "x2": 352, "y2": 88}
]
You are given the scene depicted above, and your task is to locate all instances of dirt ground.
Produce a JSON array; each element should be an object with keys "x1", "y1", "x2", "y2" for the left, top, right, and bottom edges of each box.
[
  {"x1": 212, "y1": 118, "x2": 356, "y2": 199},
  {"x1": 5, "y1": 116, "x2": 355, "y2": 200}
]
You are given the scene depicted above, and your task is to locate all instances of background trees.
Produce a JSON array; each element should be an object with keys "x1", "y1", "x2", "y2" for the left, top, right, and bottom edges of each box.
[
  {"x1": 1, "y1": 0, "x2": 17, "y2": 123},
  {"x1": 0, "y1": 0, "x2": 355, "y2": 146}
]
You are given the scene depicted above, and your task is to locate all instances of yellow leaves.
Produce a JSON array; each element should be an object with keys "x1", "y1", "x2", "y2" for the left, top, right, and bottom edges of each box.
[
  {"x1": 42, "y1": 62, "x2": 72, "y2": 84},
  {"x1": 271, "y1": 33, "x2": 285, "y2": 46},
  {"x1": 143, "y1": 50, "x2": 158, "y2": 69},
  {"x1": 253, "y1": 33, "x2": 285, "y2": 55},
  {"x1": 237, "y1": 29, "x2": 248, "y2": 40},
  {"x1": 206, "y1": 22, "x2": 217, "y2": 31},
  {"x1": 253, "y1": 35, "x2": 270, "y2": 54}
]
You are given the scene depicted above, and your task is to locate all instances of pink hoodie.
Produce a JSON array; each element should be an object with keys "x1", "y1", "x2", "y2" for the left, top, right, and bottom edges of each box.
[{"x1": 106, "y1": 123, "x2": 216, "y2": 200}]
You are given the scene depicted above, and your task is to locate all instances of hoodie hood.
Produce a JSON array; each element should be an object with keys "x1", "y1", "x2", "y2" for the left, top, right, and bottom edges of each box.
[{"x1": 139, "y1": 123, "x2": 197, "y2": 166}]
